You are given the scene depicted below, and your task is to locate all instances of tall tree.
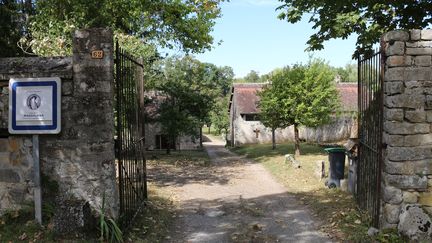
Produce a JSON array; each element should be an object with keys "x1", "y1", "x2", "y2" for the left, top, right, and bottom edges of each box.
[
  {"x1": 258, "y1": 81, "x2": 290, "y2": 150},
  {"x1": 243, "y1": 70, "x2": 261, "y2": 83},
  {"x1": 269, "y1": 59, "x2": 340, "y2": 156},
  {"x1": 277, "y1": 0, "x2": 432, "y2": 56},
  {"x1": 17, "y1": 0, "x2": 224, "y2": 56},
  {"x1": 157, "y1": 56, "x2": 217, "y2": 154}
]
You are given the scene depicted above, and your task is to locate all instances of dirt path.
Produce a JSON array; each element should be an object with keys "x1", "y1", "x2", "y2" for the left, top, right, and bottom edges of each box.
[{"x1": 150, "y1": 135, "x2": 332, "y2": 243}]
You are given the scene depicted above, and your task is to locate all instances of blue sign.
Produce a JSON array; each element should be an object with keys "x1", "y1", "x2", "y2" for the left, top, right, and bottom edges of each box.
[{"x1": 9, "y1": 78, "x2": 61, "y2": 134}]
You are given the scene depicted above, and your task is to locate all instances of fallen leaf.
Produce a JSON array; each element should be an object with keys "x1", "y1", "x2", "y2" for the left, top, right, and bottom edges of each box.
[{"x1": 18, "y1": 233, "x2": 27, "y2": 240}]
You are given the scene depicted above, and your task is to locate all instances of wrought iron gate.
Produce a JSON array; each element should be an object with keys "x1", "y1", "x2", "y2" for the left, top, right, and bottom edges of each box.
[
  {"x1": 114, "y1": 42, "x2": 147, "y2": 229},
  {"x1": 357, "y1": 45, "x2": 384, "y2": 227}
]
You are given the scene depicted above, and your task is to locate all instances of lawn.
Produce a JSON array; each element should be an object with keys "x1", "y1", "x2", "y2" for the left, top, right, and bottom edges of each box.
[{"x1": 231, "y1": 142, "x2": 403, "y2": 242}]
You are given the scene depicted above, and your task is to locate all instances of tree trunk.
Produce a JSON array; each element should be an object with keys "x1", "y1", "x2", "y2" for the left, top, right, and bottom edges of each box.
[
  {"x1": 271, "y1": 128, "x2": 276, "y2": 150},
  {"x1": 294, "y1": 124, "x2": 301, "y2": 156},
  {"x1": 200, "y1": 126, "x2": 203, "y2": 148},
  {"x1": 166, "y1": 135, "x2": 172, "y2": 155},
  {"x1": 208, "y1": 126, "x2": 211, "y2": 134}
]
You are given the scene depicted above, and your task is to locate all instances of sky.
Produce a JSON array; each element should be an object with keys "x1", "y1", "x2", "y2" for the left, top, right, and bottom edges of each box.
[{"x1": 194, "y1": 0, "x2": 358, "y2": 78}]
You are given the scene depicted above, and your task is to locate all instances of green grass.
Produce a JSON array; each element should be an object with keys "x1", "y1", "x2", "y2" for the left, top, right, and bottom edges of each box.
[
  {"x1": 230, "y1": 142, "x2": 404, "y2": 242},
  {"x1": 0, "y1": 205, "x2": 55, "y2": 242},
  {"x1": 202, "y1": 125, "x2": 221, "y2": 136}
]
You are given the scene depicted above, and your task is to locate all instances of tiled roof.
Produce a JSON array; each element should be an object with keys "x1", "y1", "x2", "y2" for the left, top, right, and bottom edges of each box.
[
  {"x1": 336, "y1": 83, "x2": 358, "y2": 111},
  {"x1": 229, "y1": 82, "x2": 358, "y2": 113}
]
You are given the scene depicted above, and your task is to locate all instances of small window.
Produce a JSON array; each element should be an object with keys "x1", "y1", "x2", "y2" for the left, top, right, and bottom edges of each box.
[{"x1": 241, "y1": 113, "x2": 260, "y2": 121}]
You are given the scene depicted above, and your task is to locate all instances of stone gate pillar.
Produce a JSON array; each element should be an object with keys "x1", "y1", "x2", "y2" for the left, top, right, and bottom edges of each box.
[{"x1": 381, "y1": 29, "x2": 432, "y2": 237}]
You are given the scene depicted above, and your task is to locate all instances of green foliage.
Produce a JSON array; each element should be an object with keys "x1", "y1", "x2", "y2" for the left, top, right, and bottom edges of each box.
[
  {"x1": 243, "y1": 70, "x2": 261, "y2": 83},
  {"x1": 0, "y1": 0, "x2": 32, "y2": 57},
  {"x1": 99, "y1": 194, "x2": 123, "y2": 243},
  {"x1": 260, "y1": 58, "x2": 339, "y2": 154},
  {"x1": 15, "y1": 0, "x2": 224, "y2": 56},
  {"x1": 210, "y1": 96, "x2": 230, "y2": 135},
  {"x1": 333, "y1": 63, "x2": 357, "y2": 83},
  {"x1": 156, "y1": 56, "x2": 220, "y2": 153},
  {"x1": 277, "y1": 0, "x2": 432, "y2": 57}
]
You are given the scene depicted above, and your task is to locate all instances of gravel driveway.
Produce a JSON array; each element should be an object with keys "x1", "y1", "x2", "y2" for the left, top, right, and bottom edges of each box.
[{"x1": 152, "y1": 135, "x2": 332, "y2": 243}]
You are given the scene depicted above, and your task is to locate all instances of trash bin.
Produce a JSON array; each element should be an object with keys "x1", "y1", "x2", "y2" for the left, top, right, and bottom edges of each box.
[{"x1": 324, "y1": 147, "x2": 346, "y2": 188}]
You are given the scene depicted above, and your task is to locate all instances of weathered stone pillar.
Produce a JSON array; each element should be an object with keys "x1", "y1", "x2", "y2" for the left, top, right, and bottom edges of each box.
[
  {"x1": 381, "y1": 29, "x2": 432, "y2": 238},
  {"x1": 49, "y1": 28, "x2": 118, "y2": 234}
]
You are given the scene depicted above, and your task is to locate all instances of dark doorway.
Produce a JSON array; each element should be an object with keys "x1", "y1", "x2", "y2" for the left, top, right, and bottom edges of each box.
[{"x1": 155, "y1": 134, "x2": 176, "y2": 150}]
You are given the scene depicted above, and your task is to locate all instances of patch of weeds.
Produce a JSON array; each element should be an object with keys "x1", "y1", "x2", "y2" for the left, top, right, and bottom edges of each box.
[
  {"x1": 126, "y1": 184, "x2": 175, "y2": 243},
  {"x1": 0, "y1": 205, "x2": 55, "y2": 242}
]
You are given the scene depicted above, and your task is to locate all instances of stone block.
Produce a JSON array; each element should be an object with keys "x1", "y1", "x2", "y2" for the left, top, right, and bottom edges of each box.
[
  {"x1": 386, "y1": 174, "x2": 428, "y2": 189},
  {"x1": 384, "y1": 31, "x2": 410, "y2": 42},
  {"x1": 384, "y1": 203, "x2": 401, "y2": 224},
  {"x1": 387, "y1": 146, "x2": 432, "y2": 161},
  {"x1": 384, "y1": 82, "x2": 404, "y2": 95},
  {"x1": 398, "y1": 204, "x2": 432, "y2": 241},
  {"x1": 410, "y1": 30, "x2": 421, "y2": 41},
  {"x1": 0, "y1": 138, "x2": 9, "y2": 152},
  {"x1": 404, "y1": 134, "x2": 432, "y2": 146},
  {"x1": 403, "y1": 191, "x2": 419, "y2": 204},
  {"x1": 384, "y1": 160, "x2": 431, "y2": 175},
  {"x1": 384, "y1": 108, "x2": 404, "y2": 121},
  {"x1": 415, "y1": 56, "x2": 432, "y2": 67},
  {"x1": 384, "y1": 121, "x2": 429, "y2": 135},
  {"x1": 407, "y1": 47, "x2": 432, "y2": 55},
  {"x1": 383, "y1": 185, "x2": 403, "y2": 204},
  {"x1": 0, "y1": 169, "x2": 20, "y2": 183},
  {"x1": 426, "y1": 95, "x2": 432, "y2": 109},
  {"x1": 386, "y1": 56, "x2": 411, "y2": 67},
  {"x1": 405, "y1": 110, "x2": 426, "y2": 123},
  {"x1": 419, "y1": 192, "x2": 432, "y2": 206},
  {"x1": 426, "y1": 111, "x2": 432, "y2": 122},
  {"x1": 53, "y1": 197, "x2": 97, "y2": 236},
  {"x1": 8, "y1": 137, "x2": 21, "y2": 152},
  {"x1": 385, "y1": 67, "x2": 405, "y2": 81},
  {"x1": 386, "y1": 41, "x2": 405, "y2": 56},
  {"x1": 404, "y1": 67, "x2": 432, "y2": 80},
  {"x1": 62, "y1": 81, "x2": 73, "y2": 96},
  {"x1": 421, "y1": 29, "x2": 432, "y2": 40},
  {"x1": 383, "y1": 133, "x2": 404, "y2": 146},
  {"x1": 384, "y1": 94, "x2": 425, "y2": 109}
]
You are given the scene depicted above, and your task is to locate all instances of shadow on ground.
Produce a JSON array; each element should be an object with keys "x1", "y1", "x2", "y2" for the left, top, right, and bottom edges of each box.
[{"x1": 168, "y1": 192, "x2": 331, "y2": 243}]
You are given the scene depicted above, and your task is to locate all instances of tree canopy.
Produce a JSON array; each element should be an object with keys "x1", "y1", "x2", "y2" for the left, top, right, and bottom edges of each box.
[
  {"x1": 277, "y1": 0, "x2": 432, "y2": 56},
  {"x1": 261, "y1": 59, "x2": 340, "y2": 155},
  {"x1": 2, "y1": 0, "x2": 224, "y2": 57},
  {"x1": 154, "y1": 56, "x2": 231, "y2": 153}
]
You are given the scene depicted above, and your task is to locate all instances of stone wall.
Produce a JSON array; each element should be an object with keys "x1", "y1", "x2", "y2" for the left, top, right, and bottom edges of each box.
[
  {"x1": 144, "y1": 122, "x2": 201, "y2": 150},
  {"x1": 231, "y1": 113, "x2": 356, "y2": 146},
  {"x1": 381, "y1": 29, "x2": 432, "y2": 234},
  {"x1": 0, "y1": 28, "x2": 118, "y2": 233}
]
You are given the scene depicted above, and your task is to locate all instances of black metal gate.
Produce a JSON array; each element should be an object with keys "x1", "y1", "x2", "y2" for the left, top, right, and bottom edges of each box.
[
  {"x1": 357, "y1": 44, "x2": 384, "y2": 227},
  {"x1": 114, "y1": 41, "x2": 147, "y2": 229}
]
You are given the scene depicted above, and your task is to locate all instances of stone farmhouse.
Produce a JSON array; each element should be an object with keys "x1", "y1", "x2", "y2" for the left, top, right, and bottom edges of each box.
[
  {"x1": 144, "y1": 91, "x2": 201, "y2": 150},
  {"x1": 228, "y1": 82, "x2": 358, "y2": 146}
]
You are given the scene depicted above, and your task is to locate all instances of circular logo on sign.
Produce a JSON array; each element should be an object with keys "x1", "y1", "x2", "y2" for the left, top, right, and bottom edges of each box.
[{"x1": 26, "y1": 94, "x2": 41, "y2": 110}]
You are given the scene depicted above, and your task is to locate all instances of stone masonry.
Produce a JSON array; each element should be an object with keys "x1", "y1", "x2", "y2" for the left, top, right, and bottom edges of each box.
[
  {"x1": 0, "y1": 28, "x2": 118, "y2": 234},
  {"x1": 381, "y1": 29, "x2": 432, "y2": 235}
]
